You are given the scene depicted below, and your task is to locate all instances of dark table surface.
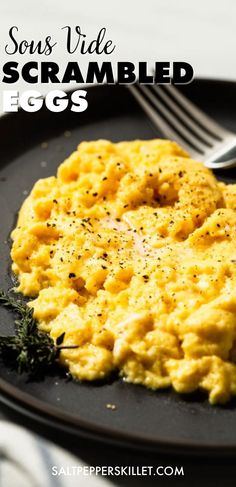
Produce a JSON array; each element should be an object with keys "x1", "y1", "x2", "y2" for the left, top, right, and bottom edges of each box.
[{"x1": 1, "y1": 402, "x2": 236, "y2": 487}]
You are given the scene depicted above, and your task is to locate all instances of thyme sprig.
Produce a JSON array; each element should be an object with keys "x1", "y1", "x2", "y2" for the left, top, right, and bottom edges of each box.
[{"x1": 0, "y1": 289, "x2": 78, "y2": 376}]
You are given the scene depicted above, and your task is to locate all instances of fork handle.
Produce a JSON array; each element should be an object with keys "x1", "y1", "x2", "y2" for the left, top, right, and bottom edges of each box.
[{"x1": 205, "y1": 159, "x2": 236, "y2": 170}]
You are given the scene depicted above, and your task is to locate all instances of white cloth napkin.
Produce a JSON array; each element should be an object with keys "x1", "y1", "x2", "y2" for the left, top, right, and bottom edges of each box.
[{"x1": 0, "y1": 420, "x2": 111, "y2": 487}]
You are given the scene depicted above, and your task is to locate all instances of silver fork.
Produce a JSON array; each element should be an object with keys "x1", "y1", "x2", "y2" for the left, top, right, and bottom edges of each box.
[{"x1": 129, "y1": 84, "x2": 236, "y2": 170}]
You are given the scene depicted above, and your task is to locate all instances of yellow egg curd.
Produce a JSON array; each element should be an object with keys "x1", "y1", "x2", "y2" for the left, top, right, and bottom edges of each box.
[{"x1": 11, "y1": 139, "x2": 236, "y2": 404}]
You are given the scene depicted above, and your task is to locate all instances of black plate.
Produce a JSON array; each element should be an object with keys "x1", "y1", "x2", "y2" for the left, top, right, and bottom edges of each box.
[{"x1": 1, "y1": 80, "x2": 236, "y2": 455}]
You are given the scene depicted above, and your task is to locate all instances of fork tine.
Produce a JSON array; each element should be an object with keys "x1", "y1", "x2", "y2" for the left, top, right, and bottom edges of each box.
[
  {"x1": 129, "y1": 85, "x2": 200, "y2": 157},
  {"x1": 139, "y1": 85, "x2": 208, "y2": 154},
  {"x1": 153, "y1": 85, "x2": 215, "y2": 147},
  {"x1": 164, "y1": 84, "x2": 226, "y2": 141}
]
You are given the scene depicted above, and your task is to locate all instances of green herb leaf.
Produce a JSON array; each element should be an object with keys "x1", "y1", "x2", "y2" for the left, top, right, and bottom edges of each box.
[
  {"x1": 0, "y1": 289, "x2": 78, "y2": 376},
  {"x1": 56, "y1": 332, "x2": 66, "y2": 346}
]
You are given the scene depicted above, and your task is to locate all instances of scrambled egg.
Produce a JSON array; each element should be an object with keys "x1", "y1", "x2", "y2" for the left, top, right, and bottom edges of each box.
[{"x1": 11, "y1": 139, "x2": 236, "y2": 404}]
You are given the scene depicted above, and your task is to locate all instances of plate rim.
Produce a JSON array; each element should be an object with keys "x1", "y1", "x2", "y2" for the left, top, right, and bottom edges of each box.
[{"x1": 1, "y1": 376, "x2": 236, "y2": 456}]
